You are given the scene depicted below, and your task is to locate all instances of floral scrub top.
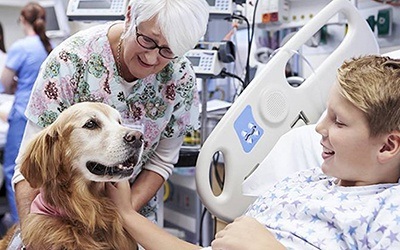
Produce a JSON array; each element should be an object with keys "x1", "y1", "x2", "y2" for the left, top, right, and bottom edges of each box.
[{"x1": 25, "y1": 22, "x2": 200, "y2": 218}]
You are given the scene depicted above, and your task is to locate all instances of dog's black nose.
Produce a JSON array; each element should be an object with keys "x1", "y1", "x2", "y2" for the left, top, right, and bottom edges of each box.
[{"x1": 124, "y1": 131, "x2": 143, "y2": 148}]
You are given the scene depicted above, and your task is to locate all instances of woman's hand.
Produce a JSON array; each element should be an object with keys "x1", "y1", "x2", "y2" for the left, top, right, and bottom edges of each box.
[{"x1": 211, "y1": 216, "x2": 285, "y2": 250}]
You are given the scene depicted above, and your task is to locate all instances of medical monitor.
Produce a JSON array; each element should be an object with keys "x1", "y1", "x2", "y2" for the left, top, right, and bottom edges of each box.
[
  {"x1": 41, "y1": 0, "x2": 70, "y2": 39},
  {"x1": 206, "y1": 0, "x2": 233, "y2": 17},
  {"x1": 67, "y1": 0, "x2": 129, "y2": 21}
]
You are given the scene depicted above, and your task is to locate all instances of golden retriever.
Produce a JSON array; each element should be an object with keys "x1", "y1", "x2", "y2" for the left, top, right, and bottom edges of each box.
[{"x1": 0, "y1": 102, "x2": 143, "y2": 249}]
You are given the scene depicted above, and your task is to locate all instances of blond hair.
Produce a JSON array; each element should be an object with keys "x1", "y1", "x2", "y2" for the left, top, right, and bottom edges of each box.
[{"x1": 337, "y1": 55, "x2": 400, "y2": 136}]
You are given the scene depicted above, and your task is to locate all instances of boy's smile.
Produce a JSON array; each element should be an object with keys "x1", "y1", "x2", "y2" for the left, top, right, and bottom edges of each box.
[
  {"x1": 321, "y1": 146, "x2": 334, "y2": 160},
  {"x1": 316, "y1": 83, "x2": 395, "y2": 186}
]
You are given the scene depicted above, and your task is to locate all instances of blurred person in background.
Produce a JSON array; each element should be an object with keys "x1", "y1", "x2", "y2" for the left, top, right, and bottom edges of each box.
[
  {"x1": 0, "y1": 21, "x2": 7, "y2": 208},
  {"x1": 0, "y1": 2, "x2": 52, "y2": 224},
  {"x1": 0, "y1": 22, "x2": 6, "y2": 93}
]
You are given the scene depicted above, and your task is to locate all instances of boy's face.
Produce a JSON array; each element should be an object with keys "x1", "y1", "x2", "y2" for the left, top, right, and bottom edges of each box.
[{"x1": 315, "y1": 82, "x2": 387, "y2": 186}]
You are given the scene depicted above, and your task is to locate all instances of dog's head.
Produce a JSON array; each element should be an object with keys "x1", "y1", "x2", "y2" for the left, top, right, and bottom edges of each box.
[{"x1": 20, "y1": 102, "x2": 144, "y2": 188}]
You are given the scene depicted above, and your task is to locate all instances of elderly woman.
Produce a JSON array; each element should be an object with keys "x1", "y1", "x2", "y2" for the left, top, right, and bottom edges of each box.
[{"x1": 13, "y1": 0, "x2": 209, "y2": 228}]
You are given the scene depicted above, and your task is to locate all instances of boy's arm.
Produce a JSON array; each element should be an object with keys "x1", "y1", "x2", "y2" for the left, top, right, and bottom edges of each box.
[
  {"x1": 123, "y1": 208, "x2": 201, "y2": 250},
  {"x1": 106, "y1": 181, "x2": 201, "y2": 250}
]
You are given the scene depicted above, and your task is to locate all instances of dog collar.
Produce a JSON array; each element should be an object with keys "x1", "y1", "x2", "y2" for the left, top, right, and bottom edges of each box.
[{"x1": 30, "y1": 193, "x2": 65, "y2": 217}]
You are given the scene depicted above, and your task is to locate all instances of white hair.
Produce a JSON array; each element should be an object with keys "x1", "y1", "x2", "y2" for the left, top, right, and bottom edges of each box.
[{"x1": 126, "y1": 0, "x2": 210, "y2": 57}]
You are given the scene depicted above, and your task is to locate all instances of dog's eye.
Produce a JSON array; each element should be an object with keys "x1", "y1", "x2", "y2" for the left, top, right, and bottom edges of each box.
[{"x1": 83, "y1": 119, "x2": 99, "y2": 130}]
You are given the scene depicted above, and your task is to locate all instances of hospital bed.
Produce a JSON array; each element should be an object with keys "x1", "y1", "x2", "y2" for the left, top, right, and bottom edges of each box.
[{"x1": 196, "y1": 0, "x2": 380, "y2": 223}]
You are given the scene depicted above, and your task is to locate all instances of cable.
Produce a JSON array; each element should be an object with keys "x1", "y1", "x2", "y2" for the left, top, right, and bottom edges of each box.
[
  {"x1": 225, "y1": 13, "x2": 251, "y2": 88},
  {"x1": 219, "y1": 69, "x2": 245, "y2": 86},
  {"x1": 198, "y1": 207, "x2": 209, "y2": 246},
  {"x1": 270, "y1": 48, "x2": 316, "y2": 75},
  {"x1": 218, "y1": 68, "x2": 246, "y2": 102},
  {"x1": 212, "y1": 152, "x2": 224, "y2": 190},
  {"x1": 198, "y1": 152, "x2": 223, "y2": 246},
  {"x1": 213, "y1": 215, "x2": 218, "y2": 240},
  {"x1": 237, "y1": 14, "x2": 252, "y2": 88},
  {"x1": 242, "y1": 0, "x2": 259, "y2": 88}
]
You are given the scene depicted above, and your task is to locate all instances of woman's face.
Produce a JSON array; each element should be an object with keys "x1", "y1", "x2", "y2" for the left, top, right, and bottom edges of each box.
[
  {"x1": 315, "y1": 83, "x2": 389, "y2": 186},
  {"x1": 122, "y1": 17, "x2": 173, "y2": 80}
]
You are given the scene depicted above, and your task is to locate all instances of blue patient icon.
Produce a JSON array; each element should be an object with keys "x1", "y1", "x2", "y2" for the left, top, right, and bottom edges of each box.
[{"x1": 234, "y1": 105, "x2": 264, "y2": 153}]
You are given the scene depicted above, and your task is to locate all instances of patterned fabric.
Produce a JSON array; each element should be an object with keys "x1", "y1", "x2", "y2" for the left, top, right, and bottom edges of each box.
[
  {"x1": 25, "y1": 22, "x2": 200, "y2": 220},
  {"x1": 246, "y1": 168, "x2": 400, "y2": 249},
  {"x1": 26, "y1": 22, "x2": 199, "y2": 174}
]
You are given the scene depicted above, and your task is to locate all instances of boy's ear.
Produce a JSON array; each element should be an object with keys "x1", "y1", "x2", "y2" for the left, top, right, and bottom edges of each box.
[{"x1": 378, "y1": 131, "x2": 400, "y2": 163}]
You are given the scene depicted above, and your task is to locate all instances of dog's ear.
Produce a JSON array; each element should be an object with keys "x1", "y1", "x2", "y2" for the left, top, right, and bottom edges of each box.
[{"x1": 20, "y1": 126, "x2": 63, "y2": 188}]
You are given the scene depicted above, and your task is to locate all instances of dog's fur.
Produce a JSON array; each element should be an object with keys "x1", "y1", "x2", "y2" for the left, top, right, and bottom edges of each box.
[{"x1": 0, "y1": 102, "x2": 143, "y2": 250}]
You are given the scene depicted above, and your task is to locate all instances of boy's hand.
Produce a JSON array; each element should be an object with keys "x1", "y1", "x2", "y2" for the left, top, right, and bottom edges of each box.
[
  {"x1": 211, "y1": 216, "x2": 286, "y2": 250},
  {"x1": 105, "y1": 180, "x2": 133, "y2": 216}
]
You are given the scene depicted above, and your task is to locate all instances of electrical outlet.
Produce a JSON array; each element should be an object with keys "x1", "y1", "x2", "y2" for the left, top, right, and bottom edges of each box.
[
  {"x1": 366, "y1": 15, "x2": 375, "y2": 32},
  {"x1": 377, "y1": 8, "x2": 392, "y2": 37}
]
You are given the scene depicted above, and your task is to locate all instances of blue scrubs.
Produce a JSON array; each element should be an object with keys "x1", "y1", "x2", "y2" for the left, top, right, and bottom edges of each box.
[{"x1": 1, "y1": 35, "x2": 48, "y2": 223}]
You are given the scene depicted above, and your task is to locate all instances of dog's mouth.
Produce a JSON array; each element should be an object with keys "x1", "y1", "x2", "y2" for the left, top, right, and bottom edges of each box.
[{"x1": 86, "y1": 156, "x2": 137, "y2": 178}]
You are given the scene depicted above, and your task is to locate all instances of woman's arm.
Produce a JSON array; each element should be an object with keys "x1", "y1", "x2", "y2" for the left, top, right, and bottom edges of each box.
[
  {"x1": 129, "y1": 169, "x2": 164, "y2": 211},
  {"x1": 106, "y1": 181, "x2": 201, "y2": 250},
  {"x1": 0, "y1": 67, "x2": 17, "y2": 94},
  {"x1": 13, "y1": 121, "x2": 43, "y2": 225},
  {"x1": 130, "y1": 136, "x2": 182, "y2": 211}
]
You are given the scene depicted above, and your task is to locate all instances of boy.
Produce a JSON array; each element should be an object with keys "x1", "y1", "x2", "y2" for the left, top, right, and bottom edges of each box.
[{"x1": 106, "y1": 55, "x2": 400, "y2": 249}]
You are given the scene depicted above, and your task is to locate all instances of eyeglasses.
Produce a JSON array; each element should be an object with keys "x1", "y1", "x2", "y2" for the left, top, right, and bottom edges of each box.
[{"x1": 135, "y1": 27, "x2": 177, "y2": 60}]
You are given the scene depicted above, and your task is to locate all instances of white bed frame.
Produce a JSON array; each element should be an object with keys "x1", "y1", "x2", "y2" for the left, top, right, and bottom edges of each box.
[{"x1": 196, "y1": 0, "x2": 379, "y2": 223}]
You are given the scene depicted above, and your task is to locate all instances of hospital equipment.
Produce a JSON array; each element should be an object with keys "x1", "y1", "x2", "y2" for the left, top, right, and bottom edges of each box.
[
  {"x1": 40, "y1": 0, "x2": 70, "y2": 39},
  {"x1": 196, "y1": 0, "x2": 379, "y2": 223},
  {"x1": 67, "y1": 0, "x2": 129, "y2": 21},
  {"x1": 207, "y1": 0, "x2": 234, "y2": 18},
  {"x1": 255, "y1": 0, "x2": 290, "y2": 26},
  {"x1": 164, "y1": 167, "x2": 213, "y2": 246},
  {"x1": 186, "y1": 50, "x2": 225, "y2": 78},
  {"x1": 185, "y1": 41, "x2": 235, "y2": 78}
]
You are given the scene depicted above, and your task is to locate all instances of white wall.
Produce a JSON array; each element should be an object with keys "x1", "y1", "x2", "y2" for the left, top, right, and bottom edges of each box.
[
  {"x1": 0, "y1": 5, "x2": 24, "y2": 50},
  {"x1": 0, "y1": 0, "x2": 98, "y2": 50},
  {"x1": 301, "y1": 0, "x2": 400, "y2": 78}
]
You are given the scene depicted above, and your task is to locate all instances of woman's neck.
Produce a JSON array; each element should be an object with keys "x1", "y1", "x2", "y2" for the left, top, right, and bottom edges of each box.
[
  {"x1": 108, "y1": 22, "x2": 138, "y2": 82},
  {"x1": 24, "y1": 25, "x2": 36, "y2": 36}
]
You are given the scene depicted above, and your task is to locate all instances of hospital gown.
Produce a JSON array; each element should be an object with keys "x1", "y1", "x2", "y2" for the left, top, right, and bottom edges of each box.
[{"x1": 245, "y1": 167, "x2": 400, "y2": 249}]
